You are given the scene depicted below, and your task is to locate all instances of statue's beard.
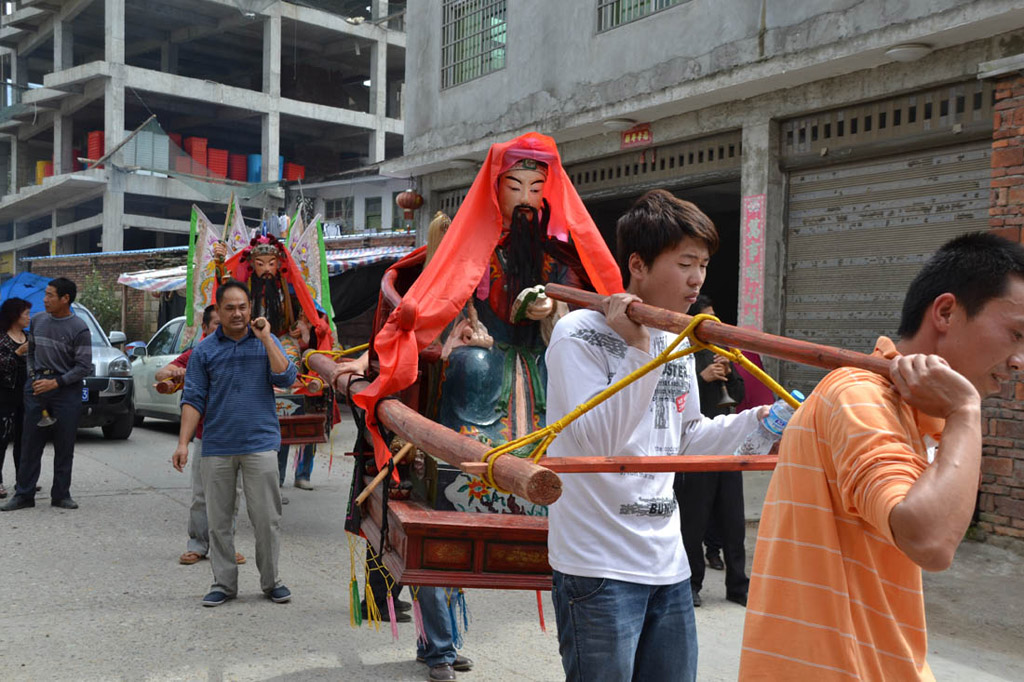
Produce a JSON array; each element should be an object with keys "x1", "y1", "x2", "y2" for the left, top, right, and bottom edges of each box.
[
  {"x1": 503, "y1": 201, "x2": 549, "y2": 312},
  {"x1": 251, "y1": 275, "x2": 284, "y2": 331}
]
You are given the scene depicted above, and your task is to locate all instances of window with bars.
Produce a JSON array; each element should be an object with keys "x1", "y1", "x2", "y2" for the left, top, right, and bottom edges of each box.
[
  {"x1": 597, "y1": 0, "x2": 685, "y2": 32},
  {"x1": 324, "y1": 197, "x2": 354, "y2": 233},
  {"x1": 441, "y1": 0, "x2": 507, "y2": 89}
]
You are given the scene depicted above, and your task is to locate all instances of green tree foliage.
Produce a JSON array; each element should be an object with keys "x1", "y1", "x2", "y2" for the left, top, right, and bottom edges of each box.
[{"x1": 79, "y1": 269, "x2": 121, "y2": 332}]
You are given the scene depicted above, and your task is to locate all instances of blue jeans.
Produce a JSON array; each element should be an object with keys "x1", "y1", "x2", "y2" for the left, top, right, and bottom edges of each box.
[
  {"x1": 552, "y1": 571, "x2": 697, "y2": 682},
  {"x1": 295, "y1": 443, "x2": 314, "y2": 481},
  {"x1": 278, "y1": 443, "x2": 315, "y2": 484},
  {"x1": 416, "y1": 586, "x2": 457, "y2": 667},
  {"x1": 15, "y1": 385, "x2": 81, "y2": 501}
]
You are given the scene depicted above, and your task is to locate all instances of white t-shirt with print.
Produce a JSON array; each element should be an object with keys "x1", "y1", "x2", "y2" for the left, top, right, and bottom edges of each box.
[{"x1": 545, "y1": 309, "x2": 761, "y2": 585}]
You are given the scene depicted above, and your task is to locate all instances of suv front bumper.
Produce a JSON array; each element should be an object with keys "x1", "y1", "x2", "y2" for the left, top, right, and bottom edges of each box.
[{"x1": 78, "y1": 377, "x2": 134, "y2": 428}]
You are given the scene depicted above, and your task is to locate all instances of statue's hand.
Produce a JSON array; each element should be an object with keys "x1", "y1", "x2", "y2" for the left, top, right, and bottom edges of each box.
[
  {"x1": 464, "y1": 320, "x2": 494, "y2": 349},
  {"x1": 524, "y1": 294, "x2": 554, "y2": 320},
  {"x1": 442, "y1": 319, "x2": 493, "y2": 359}
]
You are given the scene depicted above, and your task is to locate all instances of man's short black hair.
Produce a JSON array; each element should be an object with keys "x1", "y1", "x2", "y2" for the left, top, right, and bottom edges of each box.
[
  {"x1": 48, "y1": 277, "x2": 77, "y2": 304},
  {"x1": 215, "y1": 279, "x2": 250, "y2": 306},
  {"x1": 616, "y1": 189, "x2": 719, "y2": 287},
  {"x1": 201, "y1": 304, "x2": 217, "y2": 328},
  {"x1": 898, "y1": 232, "x2": 1024, "y2": 338}
]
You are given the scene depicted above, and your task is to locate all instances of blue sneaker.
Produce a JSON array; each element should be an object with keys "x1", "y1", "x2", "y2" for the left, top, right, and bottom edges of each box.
[
  {"x1": 267, "y1": 585, "x2": 291, "y2": 603},
  {"x1": 202, "y1": 590, "x2": 233, "y2": 607}
]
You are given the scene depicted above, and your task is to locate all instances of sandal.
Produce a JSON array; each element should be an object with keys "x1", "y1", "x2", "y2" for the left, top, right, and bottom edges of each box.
[{"x1": 179, "y1": 551, "x2": 204, "y2": 565}]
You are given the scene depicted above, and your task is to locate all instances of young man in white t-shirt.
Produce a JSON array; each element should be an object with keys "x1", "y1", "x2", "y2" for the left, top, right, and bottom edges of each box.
[{"x1": 545, "y1": 189, "x2": 769, "y2": 681}]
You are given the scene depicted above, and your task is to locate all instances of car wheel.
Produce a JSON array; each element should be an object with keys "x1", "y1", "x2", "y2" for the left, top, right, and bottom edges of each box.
[
  {"x1": 103, "y1": 412, "x2": 135, "y2": 440},
  {"x1": 134, "y1": 413, "x2": 145, "y2": 427}
]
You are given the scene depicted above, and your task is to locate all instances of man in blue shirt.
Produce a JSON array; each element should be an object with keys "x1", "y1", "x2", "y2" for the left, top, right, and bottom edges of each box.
[{"x1": 172, "y1": 279, "x2": 297, "y2": 607}]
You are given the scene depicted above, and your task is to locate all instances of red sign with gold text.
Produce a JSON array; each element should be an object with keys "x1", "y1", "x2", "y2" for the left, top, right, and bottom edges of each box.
[
  {"x1": 739, "y1": 194, "x2": 767, "y2": 331},
  {"x1": 621, "y1": 124, "x2": 653, "y2": 149}
]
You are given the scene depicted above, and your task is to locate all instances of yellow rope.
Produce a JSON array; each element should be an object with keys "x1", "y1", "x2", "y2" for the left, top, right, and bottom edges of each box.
[
  {"x1": 477, "y1": 313, "x2": 799, "y2": 493},
  {"x1": 303, "y1": 343, "x2": 370, "y2": 372}
]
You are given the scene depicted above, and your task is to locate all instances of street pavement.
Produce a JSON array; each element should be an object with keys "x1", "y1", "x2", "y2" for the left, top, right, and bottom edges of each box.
[{"x1": 1, "y1": 415, "x2": 1022, "y2": 681}]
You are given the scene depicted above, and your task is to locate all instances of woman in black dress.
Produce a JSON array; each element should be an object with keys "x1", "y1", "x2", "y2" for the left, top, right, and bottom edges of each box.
[{"x1": 0, "y1": 297, "x2": 30, "y2": 499}]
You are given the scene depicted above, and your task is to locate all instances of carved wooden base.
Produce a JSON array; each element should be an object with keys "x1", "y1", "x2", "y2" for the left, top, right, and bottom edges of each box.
[
  {"x1": 360, "y1": 479, "x2": 552, "y2": 590},
  {"x1": 279, "y1": 414, "x2": 327, "y2": 445}
]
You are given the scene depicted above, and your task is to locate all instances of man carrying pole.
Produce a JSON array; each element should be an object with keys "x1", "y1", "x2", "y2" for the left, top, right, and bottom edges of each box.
[{"x1": 739, "y1": 232, "x2": 1024, "y2": 680}]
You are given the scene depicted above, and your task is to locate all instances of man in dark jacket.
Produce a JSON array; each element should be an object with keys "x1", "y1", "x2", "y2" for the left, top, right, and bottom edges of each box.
[
  {"x1": 2, "y1": 277, "x2": 91, "y2": 511},
  {"x1": 675, "y1": 294, "x2": 750, "y2": 607}
]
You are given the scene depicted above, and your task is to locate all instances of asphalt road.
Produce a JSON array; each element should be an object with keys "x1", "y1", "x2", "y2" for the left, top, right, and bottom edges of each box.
[{"x1": 0, "y1": 416, "x2": 1021, "y2": 681}]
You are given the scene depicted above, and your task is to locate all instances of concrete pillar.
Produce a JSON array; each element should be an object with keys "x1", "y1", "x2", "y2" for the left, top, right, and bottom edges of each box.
[
  {"x1": 261, "y1": 111, "x2": 280, "y2": 182},
  {"x1": 371, "y1": 0, "x2": 388, "y2": 21},
  {"x1": 104, "y1": 76, "x2": 125, "y2": 164},
  {"x1": 12, "y1": 49, "x2": 27, "y2": 92},
  {"x1": 368, "y1": 18, "x2": 388, "y2": 163},
  {"x1": 53, "y1": 16, "x2": 75, "y2": 176},
  {"x1": 263, "y1": 11, "x2": 281, "y2": 98},
  {"x1": 739, "y1": 118, "x2": 785, "y2": 354},
  {"x1": 54, "y1": 115, "x2": 74, "y2": 174},
  {"x1": 160, "y1": 43, "x2": 178, "y2": 74},
  {"x1": 0, "y1": 139, "x2": 9, "y2": 199},
  {"x1": 54, "y1": 16, "x2": 74, "y2": 71},
  {"x1": 102, "y1": 169, "x2": 125, "y2": 251},
  {"x1": 105, "y1": 0, "x2": 125, "y2": 65},
  {"x1": 9, "y1": 138, "x2": 26, "y2": 194}
]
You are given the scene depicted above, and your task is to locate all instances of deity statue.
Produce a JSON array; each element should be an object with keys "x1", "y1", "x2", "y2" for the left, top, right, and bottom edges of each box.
[{"x1": 354, "y1": 133, "x2": 622, "y2": 514}]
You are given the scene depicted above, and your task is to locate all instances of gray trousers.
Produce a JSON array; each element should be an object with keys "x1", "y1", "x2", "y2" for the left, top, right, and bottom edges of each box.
[
  {"x1": 186, "y1": 439, "x2": 242, "y2": 556},
  {"x1": 200, "y1": 450, "x2": 283, "y2": 596}
]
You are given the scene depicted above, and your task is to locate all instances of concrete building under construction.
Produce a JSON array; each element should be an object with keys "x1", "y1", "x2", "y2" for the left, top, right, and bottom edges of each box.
[{"x1": 0, "y1": 0, "x2": 406, "y2": 270}]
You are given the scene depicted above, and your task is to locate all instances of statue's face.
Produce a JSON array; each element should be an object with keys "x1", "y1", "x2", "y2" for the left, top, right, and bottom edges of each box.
[
  {"x1": 253, "y1": 254, "x2": 279, "y2": 278},
  {"x1": 498, "y1": 168, "x2": 546, "y2": 226}
]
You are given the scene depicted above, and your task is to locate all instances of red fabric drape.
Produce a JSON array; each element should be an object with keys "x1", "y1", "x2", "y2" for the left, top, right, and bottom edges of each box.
[{"x1": 354, "y1": 132, "x2": 623, "y2": 473}]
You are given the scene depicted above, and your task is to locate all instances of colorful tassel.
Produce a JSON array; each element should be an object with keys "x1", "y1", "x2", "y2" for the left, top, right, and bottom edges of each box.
[
  {"x1": 413, "y1": 597, "x2": 427, "y2": 647},
  {"x1": 350, "y1": 578, "x2": 362, "y2": 628},
  {"x1": 365, "y1": 582, "x2": 382, "y2": 632},
  {"x1": 536, "y1": 590, "x2": 547, "y2": 633},
  {"x1": 387, "y1": 591, "x2": 399, "y2": 641}
]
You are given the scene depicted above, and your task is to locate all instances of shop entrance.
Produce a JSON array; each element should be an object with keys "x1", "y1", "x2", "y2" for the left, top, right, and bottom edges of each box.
[{"x1": 584, "y1": 180, "x2": 741, "y2": 324}]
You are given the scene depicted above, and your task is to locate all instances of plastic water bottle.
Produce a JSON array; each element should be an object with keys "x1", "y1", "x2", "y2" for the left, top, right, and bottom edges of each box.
[{"x1": 734, "y1": 391, "x2": 806, "y2": 456}]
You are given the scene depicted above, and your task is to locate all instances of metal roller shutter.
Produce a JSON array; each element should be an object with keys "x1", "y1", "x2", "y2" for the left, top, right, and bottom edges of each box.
[{"x1": 782, "y1": 142, "x2": 991, "y2": 393}]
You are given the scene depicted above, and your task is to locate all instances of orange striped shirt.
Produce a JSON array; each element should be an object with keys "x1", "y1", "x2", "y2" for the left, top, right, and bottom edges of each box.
[{"x1": 739, "y1": 337, "x2": 944, "y2": 681}]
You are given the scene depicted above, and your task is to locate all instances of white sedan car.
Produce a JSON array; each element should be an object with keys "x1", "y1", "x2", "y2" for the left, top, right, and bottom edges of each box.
[{"x1": 130, "y1": 316, "x2": 192, "y2": 424}]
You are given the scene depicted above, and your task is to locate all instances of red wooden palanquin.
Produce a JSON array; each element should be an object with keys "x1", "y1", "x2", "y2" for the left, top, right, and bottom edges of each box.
[{"x1": 310, "y1": 247, "x2": 898, "y2": 589}]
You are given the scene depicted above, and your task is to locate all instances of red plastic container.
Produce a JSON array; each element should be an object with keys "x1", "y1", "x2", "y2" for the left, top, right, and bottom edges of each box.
[
  {"x1": 87, "y1": 130, "x2": 104, "y2": 168},
  {"x1": 207, "y1": 148, "x2": 228, "y2": 178},
  {"x1": 43, "y1": 161, "x2": 54, "y2": 178},
  {"x1": 184, "y1": 137, "x2": 208, "y2": 169},
  {"x1": 228, "y1": 153, "x2": 247, "y2": 182},
  {"x1": 283, "y1": 162, "x2": 305, "y2": 181}
]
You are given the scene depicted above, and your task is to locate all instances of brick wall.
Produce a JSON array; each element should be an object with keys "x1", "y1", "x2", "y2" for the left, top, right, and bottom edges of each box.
[
  {"x1": 980, "y1": 74, "x2": 1024, "y2": 540},
  {"x1": 28, "y1": 252, "x2": 183, "y2": 343}
]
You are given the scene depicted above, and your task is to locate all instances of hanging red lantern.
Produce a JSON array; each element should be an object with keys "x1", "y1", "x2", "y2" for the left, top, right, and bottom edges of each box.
[{"x1": 396, "y1": 189, "x2": 424, "y2": 221}]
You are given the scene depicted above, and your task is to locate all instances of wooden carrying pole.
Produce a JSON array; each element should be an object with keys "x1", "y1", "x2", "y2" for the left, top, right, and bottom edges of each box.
[
  {"x1": 304, "y1": 353, "x2": 563, "y2": 506},
  {"x1": 545, "y1": 284, "x2": 892, "y2": 377}
]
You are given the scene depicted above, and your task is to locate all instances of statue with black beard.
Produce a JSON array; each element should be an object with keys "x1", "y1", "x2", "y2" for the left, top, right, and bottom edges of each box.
[{"x1": 435, "y1": 158, "x2": 588, "y2": 467}]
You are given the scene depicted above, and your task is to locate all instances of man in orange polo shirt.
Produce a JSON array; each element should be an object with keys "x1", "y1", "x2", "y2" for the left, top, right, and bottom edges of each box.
[{"x1": 740, "y1": 232, "x2": 1024, "y2": 680}]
